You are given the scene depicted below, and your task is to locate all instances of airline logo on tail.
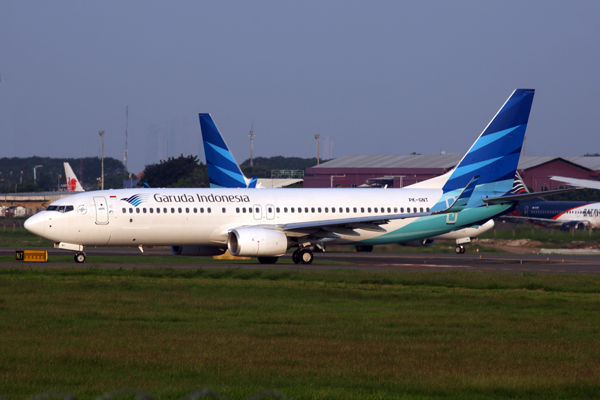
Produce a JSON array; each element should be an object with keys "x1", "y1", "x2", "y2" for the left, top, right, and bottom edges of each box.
[
  {"x1": 64, "y1": 162, "x2": 85, "y2": 192},
  {"x1": 199, "y1": 113, "x2": 258, "y2": 189}
]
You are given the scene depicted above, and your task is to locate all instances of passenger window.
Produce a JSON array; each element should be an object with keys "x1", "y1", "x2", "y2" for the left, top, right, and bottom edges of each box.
[
  {"x1": 236, "y1": 208, "x2": 240, "y2": 213},
  {"x1": 331, "y1": 207, "x2": 335, "y2": 213},
  {"x1": 150, "y1": 208, "x2": 154, "y2": 213},
  {"x1": 143, "y1": 208, "x2": 147, "y2": 213},
  {"x1": 420, "y1": 207, "x2": 423, "y2": 213},
  {"x1": 413, "y1": 208, "x2": 417, "y2": 213},
  {"x1": 284, "y1": 207, "x2": 288, "y2": 213},
  {"x1": 373, "y1": 208, "x2": 377, "y2": 213},
  {"x1": 122, "y1": 208, "x2": 126, "y2": 213},
  {"x1": 200, "y1": 208, "x2": 204, "y2": 213},
  {"x1": 171, "y1": 208, "x2": 175, "y2": 213},
  {"x1": 311, "y1": 207, "x2": 315, "y2": 213},
  {"x1": 361, "y1": 207, "x2": 364, "y2": 213},
  {"x1": 353, "y1": 207, "x2": 356, "y2": 213},
  {"x1": 194, "y1": 208, "x2": 197, "y2": 213},
  {"x1": 136, "y1": 208, "x2": 140, "y2": 214},
  {"x1": 318, "y1": 207, "x2": 322, "y2": 213},
  {"x1": 276, "y1": 208, "x2": 280, "y2": 213},
  {"x1": 129, "y1": 208, "x2": 133, "y2": 213},
  {"x1": 305, "y1": 207, "x2": 309, "y2": 213},
  {"x1": 394, "y1": 207, "x2": 397, "y2": 213},
  {"x1": 208, "y1": 208, "x2": 211, "y2": 213},
  {"x1": 242, "y1": 207, "x2": 246, "y2": 213},
  {"x1": 400, "y1": 207, "x2": 404, "y2": 213},
  {"x1": 292, "y1": 207, "x2": 296, "y2": 213},
  {"x1": 268, "y1": 207, "x2": 272, "y2": 213},
  {"x1": 325, "y1": 207, "x2": 329, "y2": 213},
  {"x1": 186, "y1": 208, "x2": 190, "y2": 213},
  {"x1": 163, "y1": 208, "x2": 167, "y2": 214},
  {"x1": 178, "y1": 208, "x2": 182, "y2": 213},
  {"x1": 368, "y1": 208, "x2": 371, "y2": 213},
  {"x1": 222, "y1": 208, "x2": 226, "y2": 213},
  {"x1": 387, "y1": 207, "x2": 391, "y2": 213},
  {"x1": 255, "y1": 207, "x2": 260, "y2": 214},
  {"x1": 156, "y1": 208, "x2": 160, "y2": 214},
  {"x1": 426, "y1": 208, "x2": 430, "y2": 212}
]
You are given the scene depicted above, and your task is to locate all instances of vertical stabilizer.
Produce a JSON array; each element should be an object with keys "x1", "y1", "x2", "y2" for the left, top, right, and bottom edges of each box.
[
  {"x1": 64, "y1": 162, "x2": 84, "y2": 192},
  {"x1": 199, "y1": 113, "x2": 254, "y2": 188}
]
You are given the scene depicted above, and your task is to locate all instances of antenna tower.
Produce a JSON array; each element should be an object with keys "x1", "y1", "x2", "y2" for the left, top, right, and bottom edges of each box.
[
  {"x1": 124, "y1": 105, "x2": 129, "y2": 173},
  {"x1": 248, "y1": 121, "x2": 255, "y2": 166}
]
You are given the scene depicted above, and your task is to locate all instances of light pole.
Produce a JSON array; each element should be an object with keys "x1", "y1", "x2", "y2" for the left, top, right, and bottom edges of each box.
[
  {"x1": 314, "y1": 134, "x2": 321, "y2": 165},
  {"x1": 99, "y1": 130, "x2": 105, "y2": 190},
  {"x1": 33, "y1": 165, "x2": 43, "y2": 184}
]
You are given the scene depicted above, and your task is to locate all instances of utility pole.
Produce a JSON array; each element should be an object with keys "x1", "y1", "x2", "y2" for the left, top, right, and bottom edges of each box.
[
  {"x1": 314, "y1": 134, "x2": 321, "y2": 165},
  {"x1": 124, "y1": 106, "x2": 128, "y2": 173},
  {"x1": 33, "y1": 165, "x2": 43, "y2": 183},
  {"x1": 99, "y1": 130, "x2": 105, "y2": 190},
  {"x1": 248, "y1": 121, "x2": 255, "y2": 167}
]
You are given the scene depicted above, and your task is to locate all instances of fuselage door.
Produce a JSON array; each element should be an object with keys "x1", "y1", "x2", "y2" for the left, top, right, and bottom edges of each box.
[
  {"x1": 253, "y1": 204, "x2": 262, "y2": 220},
  {"x1": 266, "y1": 204, "x2": 275, "y2": 220},
  {"x1": 94, "y1": 196, "x2": 109, "y2": 225}
]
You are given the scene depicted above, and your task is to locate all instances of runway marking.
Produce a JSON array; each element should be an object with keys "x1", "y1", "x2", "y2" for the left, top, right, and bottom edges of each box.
[{"x1": 386, "y1": 264, "x2": 470, "y2": 268}]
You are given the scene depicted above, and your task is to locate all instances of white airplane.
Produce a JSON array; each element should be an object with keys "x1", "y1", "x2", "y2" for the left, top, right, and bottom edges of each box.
[
  {"x1": 551, "y1": 176, "x2": 600, "y2": 190},
  {"x1": 64, "y1": 162, "x2": 84, "y2": 192},
  {"x1": 200, "y1": 113, "x2": 494, "y2": 253},
  {"x1": 26, "y1": 89, "x2": 541, "y2": 264}
]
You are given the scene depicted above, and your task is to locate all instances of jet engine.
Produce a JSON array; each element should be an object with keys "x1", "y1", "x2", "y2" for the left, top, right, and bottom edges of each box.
[
  {"x1": 228, "y1": 228, "x2": 288, "y2": 257},
  {"x1": 170, "y1": 246, "x2": 226, "y2": 257},
  {"x1": 561, "y1": 221, "x2": 587, "y2": 231}
]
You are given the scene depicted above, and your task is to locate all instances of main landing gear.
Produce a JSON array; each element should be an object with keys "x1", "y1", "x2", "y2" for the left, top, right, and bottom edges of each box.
[
  {"x1": 455, "y1": 245, "x2": 466, "y2": 254},
  {"x1": 74, "y1": 251, "x2": 87, "y2": 263},
  {"x1": 292, "y1": 248, "x2": 313, "y2": 264}
]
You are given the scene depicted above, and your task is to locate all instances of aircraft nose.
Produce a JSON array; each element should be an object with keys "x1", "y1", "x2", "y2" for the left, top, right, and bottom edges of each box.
[{"x1": 24, "y1": 213, "x2": 46, "y2": 237}]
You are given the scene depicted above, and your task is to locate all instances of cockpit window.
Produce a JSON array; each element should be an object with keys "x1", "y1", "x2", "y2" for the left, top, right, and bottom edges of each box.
[{"x1": 46, "y1": 205, "x2": 74, "y2": 213}]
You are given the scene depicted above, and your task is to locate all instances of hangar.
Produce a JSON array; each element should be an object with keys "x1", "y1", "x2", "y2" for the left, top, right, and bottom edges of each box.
[{"x1": 304, "y1": 155, "x2": 600, "y2": 191}]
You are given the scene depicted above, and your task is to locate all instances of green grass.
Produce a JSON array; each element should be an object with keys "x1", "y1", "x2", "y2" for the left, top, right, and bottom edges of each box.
[{"x1": 1, "y1": 267, "x2": 600, "y2": 399}]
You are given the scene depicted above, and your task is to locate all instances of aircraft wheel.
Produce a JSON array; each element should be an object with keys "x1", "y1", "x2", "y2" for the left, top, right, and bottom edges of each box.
[
  {"x1": 74, "y1": 252, "x2": 86, "y2": 263},
  {"x1": 455, "y1": 245, "x2": 465, "y2": 255},
  {"x1": 257, "y1": 256, "x2": 278, "y2": 264},
  {"x1": 299, "y1": 249, "x2": 313, "y2": 264},
  {"x1": 292, "y1": 250, "x2": 302, "y2": 264},
  {"x1": 355, "y1": 245, "x2": 373, "y2": 253}
]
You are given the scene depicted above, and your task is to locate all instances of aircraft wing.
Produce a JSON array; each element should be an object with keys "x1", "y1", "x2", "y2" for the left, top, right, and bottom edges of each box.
[
  {"x1": 550, "y1": 176, "x2": 600, "y2": 190},
  {"x1": 246, "y1": 178, "x2": 480, "y2": 238}
]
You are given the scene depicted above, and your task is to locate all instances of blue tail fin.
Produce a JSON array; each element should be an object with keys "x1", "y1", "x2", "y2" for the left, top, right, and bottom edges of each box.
[
  {"x1": 443, "y1": 89, "x2": 534, "y2": 194},
  {"x1": 199, "y1": 113, "x2": 250, "y2": 189},
  {"x1": 430, "y1": 89, "x2": 534, "y2": 212}
]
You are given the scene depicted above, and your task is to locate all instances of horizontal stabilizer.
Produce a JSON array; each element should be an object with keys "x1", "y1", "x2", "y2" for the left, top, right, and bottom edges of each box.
[{"x1": 482, "y1": 188, "x2": 579, "y2": 205}]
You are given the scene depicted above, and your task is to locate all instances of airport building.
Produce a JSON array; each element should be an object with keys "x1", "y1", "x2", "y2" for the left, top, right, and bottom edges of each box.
[{"x1": 304, "y1": 155, "x2": 600, "y2": 191}]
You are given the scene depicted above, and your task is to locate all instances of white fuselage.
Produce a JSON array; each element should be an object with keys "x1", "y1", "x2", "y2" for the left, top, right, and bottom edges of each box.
[{"x1": 25, "y1": 187, "x2": 508, "y2": 249}]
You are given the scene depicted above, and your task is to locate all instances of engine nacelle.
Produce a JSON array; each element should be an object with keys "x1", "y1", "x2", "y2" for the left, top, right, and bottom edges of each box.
[
  {"x1": 561, "y1": 221, "x2": 587, "y2": 231},
  {"x1": 400, "y1": 238, "x2": 436, "y2": 247},
  {"x1": 228, "y1": 228, "x2": 289, "y2": 257},
  {"x1": 170, "y1": 246, "x2": 226, "y2": 257}
]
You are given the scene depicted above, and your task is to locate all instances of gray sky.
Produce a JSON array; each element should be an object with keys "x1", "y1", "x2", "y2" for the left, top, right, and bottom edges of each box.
[{"x1": 1, "y1": 1, "x2": 599, "y2": 174}]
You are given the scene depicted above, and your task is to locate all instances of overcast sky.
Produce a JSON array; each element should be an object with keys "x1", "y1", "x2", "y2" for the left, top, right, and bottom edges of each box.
[{"x1": 1, "y1": 1, "x2": 599, "y2": 174}]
